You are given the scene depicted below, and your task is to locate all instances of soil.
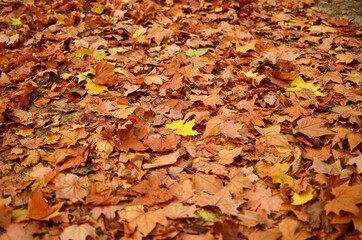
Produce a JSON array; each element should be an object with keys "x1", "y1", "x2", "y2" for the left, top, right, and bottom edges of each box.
[{"x1": 313, "y1": 0, "x2": 362, "y2": 26}]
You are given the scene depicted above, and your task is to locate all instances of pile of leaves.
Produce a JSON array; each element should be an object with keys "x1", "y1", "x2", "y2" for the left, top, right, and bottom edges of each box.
[{"x1": 0, "y1": 0, "x2": 361, "y2": 239}]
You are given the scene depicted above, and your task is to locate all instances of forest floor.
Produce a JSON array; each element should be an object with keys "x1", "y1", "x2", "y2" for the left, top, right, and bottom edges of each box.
[{"x1": 0, "y1": 0, "x2": 361, "y2": 239}]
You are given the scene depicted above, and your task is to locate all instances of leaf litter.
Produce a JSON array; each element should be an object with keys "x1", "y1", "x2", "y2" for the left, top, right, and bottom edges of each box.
[{"x1": 0, "y1": 0, "x2": 361, "y2": 239}]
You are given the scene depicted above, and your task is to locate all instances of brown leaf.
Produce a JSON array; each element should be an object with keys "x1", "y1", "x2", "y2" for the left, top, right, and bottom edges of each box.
[
  {"x1": 60, "y1": 224, "x2": 97, "y2": 240},
  {"x1": 302, "y1": 145, "x2": 331, "y2": 161},
  {"x1": 218, "y1": 148, "x2": 242, "y2": 165},
  {"x1": 143, "y1": 134, "x2": 180, "y2": 152},
  {"x1": 324, "y1": 182, "x2": 362, "y2": 216},
  {"x1": 201, "y1": 115, "x2": 224, "y2": 139},
  {"x1": 93, "y1": 60, "x2": 121, "y2": 86},
  {"x1": 163, "y1": 202, "x2": 197, "y2": 219},
  {"x1": 91, "y1": 205, "x2": 123, "y2": 220},
  {"x1": 57, "y1": 128, "x2": 88, "y2": 147},
  {"x1": 228, "y1": 168, "x2": 253, "y2": 196},
  {"x1": 196, "y1": 187, "x2": 241, "y2": 215},
  {"x1": 53, "y1": 173, "x2": 87, "y2": 203},
  {"x1": 245, "y1": 187, "x2": 283, "y2": 214},
  {"x1": 1, "y1": 224, "x2": 37, "y2": 240},
  {"x1": 296, "y1": 117, "x2": 335, "y2": 138},
  {"x1": 278, "y1": 218, "x2": 311, "y2": 240},
  {"x1": 118, "y1": 205, "x2": 168, "y2": 236},
  {"x1": 220, "y1": 121, "x2": 243, "y2": 139},
  {"x1": 0, "y1": 199, "x2": 12, "y2": 229},
  {"x1": 142, "y1": 150, "x2": 180, "y2": 169},
  {"x1": 193, "y1": 172, "x2": 224, "y2": 195}
]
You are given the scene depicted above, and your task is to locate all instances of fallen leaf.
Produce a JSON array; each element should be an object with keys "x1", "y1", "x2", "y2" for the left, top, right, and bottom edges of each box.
[
  {"x1": 143, "y1": 150, "x2": 180, "y2": 169},
  {"x1": 296, "y1": 117, "x2": 335, "y2": 138},
  {"x1": 245, "y1": 187, "x2": 284, "y2": 214},
  {"x1": 53, "y1": 173, "x2": 87, "y2": 203},
  {"x1": 268, "y1": 163, "x2": 294, "y2": 184},
  {"x1": 165, "y1": 119, "x2": 199, "y2": 136},
  {"x1": 118, "y1": 205, "x2": 168, "y2": 236},
  {"x1": 196, "y1": 187, "x2": 241, "y2": 215},
  {"x1": 218, "y1": 148, "x2": 242, "y2": 165},
  {"x1": 60, "y1": 224, "x2": 97, "y2": 240},
  {"x1": 291, "y1": 186, "x2": 315, "y2": 205},
  {"x1": 324, "y1": 182, "x2": 362, "y2": 216},
  {"x1": 279, "y1": 218, "x2": 311, "y2": 240},
  {"x1": 143, "y1": 134, "x2": 180, "y2": 152},
  {"x1": 287, "y1": 76, "x2": 324, "y2": 96},
  {"x1": 28, "y1": 187, "x2": 63, "y2": 220}
]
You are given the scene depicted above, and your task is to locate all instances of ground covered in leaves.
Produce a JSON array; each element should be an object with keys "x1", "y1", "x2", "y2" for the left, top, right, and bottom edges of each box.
[{"x1": 0, "y1": 0, "x2": 361, "y2": 239}]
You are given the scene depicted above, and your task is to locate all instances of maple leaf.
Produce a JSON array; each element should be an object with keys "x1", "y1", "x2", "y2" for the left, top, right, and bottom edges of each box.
[
  {"x1": 165, "y1": 119, "x2": 199, "y2": 136},
  {"x1": 245, "y1": 187, "x2": 283, "y2": 214},
  {"x1": 196, "y1": 187, "x2": 241, "y2": 215},
  {"x1": 85, "y1": 81, "x2": 108, "y2": 93},
  {"x1": 60, "y1": 224, "x2": 97, "y2": 240},
  {"x1": 91, "y1": 205, "x2": 123, "y2": 220},
  {"x1": 218, "y1": 148, "x2": 242, "y2": 165},
  {"x1": 142, "y1": 150, "x2": 180, "y2": 169},
  {"x1": 228, "y1": 168, "x2": 253, "y2": 196},
  {"x1": 296, "y1": 117, "x2": 335, "y2": 138},
  {"x1": 193, "y1": 172, "x2": 224, "y2": 195},
  {"x1": 118, "y1": 205, "x2": 168, "y2": 236},
  {"x1": 287, "y1": 76, "x2": 324, "y2": 96},
  {"x1": 143, "y1": 134, "x2": 180, "y2": 152},
  {"x1": 163, "y1": 202, "x2": 198, "y2": 219},
  {"x1": 219, "y1": 121, "x2": 243, "y2": 139},
  {"x1": 53, "y1": 173, "x2": 87, "y2": 203},
  {"x1": 57, "y1": 128, "x2": 88, "y2": 147},
  {"x1": 1, "y1": 223, "x2": 37, "y2": 240},
  {"x1": 291, "y1": 186, "x2": 315, "y2": 205},
  {"x1": 324, "y1": 182, "x2": 362, "y2": 216},
  {"x1": 279, "y1": 218, "x2": 311, "y2": 240},
  {"x1": 201, "y1": 115, "x2": 224, "y2": 139},
  {"x1": 130, "y1": 175, "x2": 175, "y2": 206},
  {"x1": 28, "y1": 187, "x2": 63, "y2": 221},
  {"x1": 268, "y1": 163, "x2": 294, "y2": 184}
]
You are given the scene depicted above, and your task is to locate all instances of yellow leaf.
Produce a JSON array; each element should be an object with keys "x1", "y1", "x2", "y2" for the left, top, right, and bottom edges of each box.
[
  {"x1": 287, "y1": 76, "x2": 324, "y2": 96},
  {"x1": 269, "y1": 163, "x2": 294, "y2": 184},
  {"x1": 210, "y1": 7, "x2": 223, "y2": 13},
  {"x1": 275, "y1": 146, "x2": 291, "y2": 153},
  {"x1": 91, "y1": 5, "x2": 104, "y2": 14},
  {"x1": 165, "y1": 119, "x2": 199, "y2": 136},
  {"x1": 241, "y1": 70, "x2": 258, "y2": 78},
  {"x1": 16, "y1": 128, "x2": 34, "y2": 137},
  {"x1": 85, "y1": 82, "x2": 108, "y2": 93},
  {"x1": 236, "y1": 41, "x2": 256, "y2": 53},
  {"x1": 291, "y1": 186, "x2": 315, "y2": 205}
]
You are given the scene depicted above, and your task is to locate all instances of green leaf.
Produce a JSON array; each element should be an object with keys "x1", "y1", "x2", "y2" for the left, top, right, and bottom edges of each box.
[
  {"x1": 75, "y1": 49, "x2": 94, "y2": 58},
  {"x1": 108, "y1": 47, "x2": 127, "y2": 54},
  {"x1": 197, "y1": 209, "x2": 217, "y2": 224},
  {"x1": 77, "y1": 71, "x2": 95, "y2": 83},
  {"x1": 185, "y1": 48, "x2": 208, "y2": 57},
  {"x1": 11, "y1": 17, "x2": 22, "y2": 26},
  {"x1": 132, "y1": 29, "x2": 139, "y2": 39},
  {"x1": 94, "y1": 53, "x2": 107, "y2": 62}
]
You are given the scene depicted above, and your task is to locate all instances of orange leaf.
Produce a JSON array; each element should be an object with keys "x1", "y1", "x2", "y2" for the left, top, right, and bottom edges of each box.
[
  {"x1": 324, "y1": 182, "x2": 362, "y2": 216},
  {"x1": 28, "y1": 187, "x2": 63, "y2": 220}
]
